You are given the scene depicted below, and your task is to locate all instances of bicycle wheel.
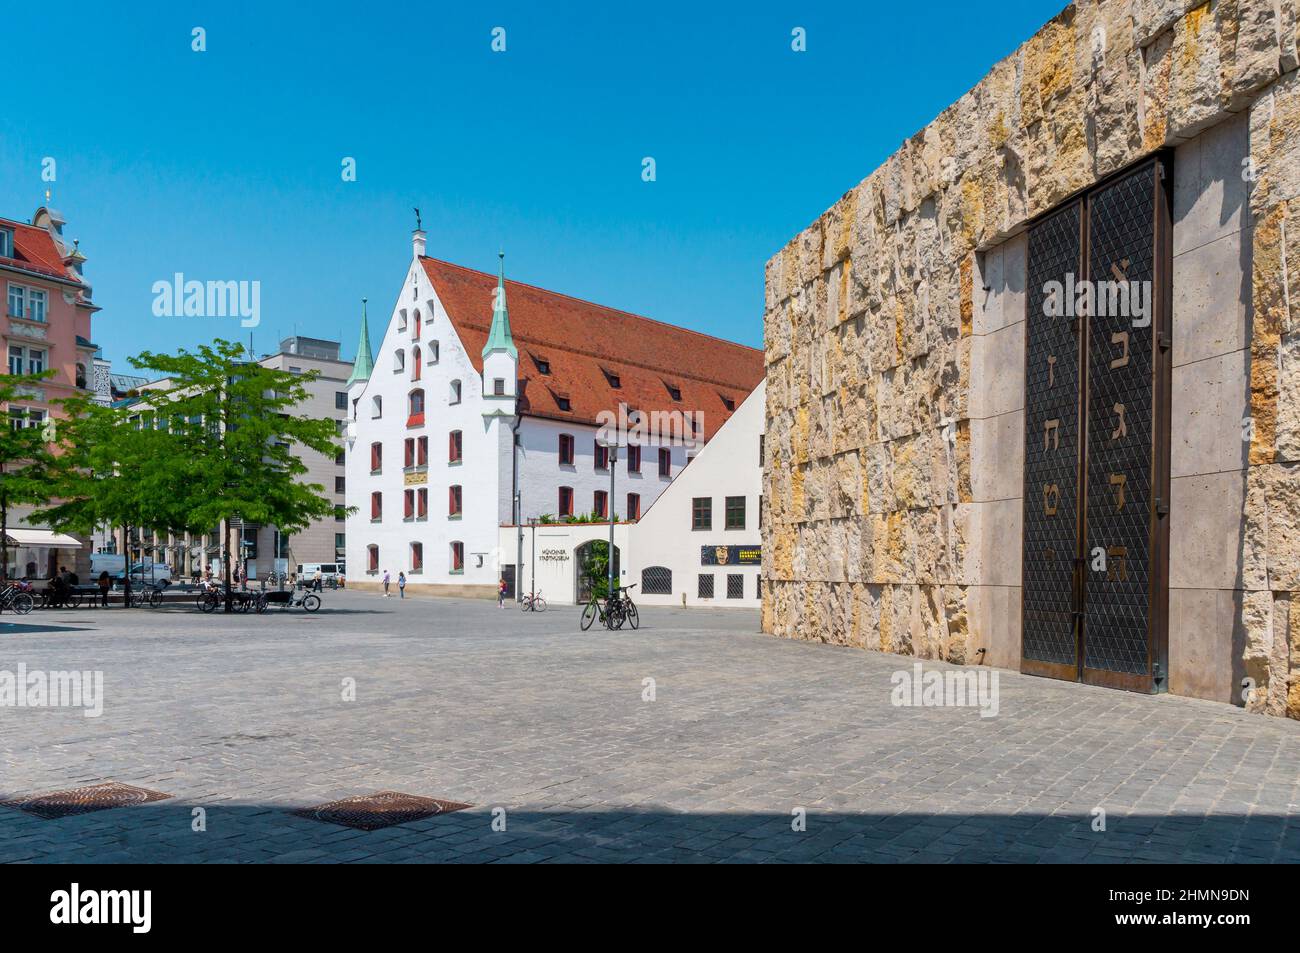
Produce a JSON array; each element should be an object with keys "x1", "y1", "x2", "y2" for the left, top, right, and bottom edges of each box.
[
  {"x1": 198, "y1": 592, "x2": 218, "y2": 613},
  {"x1": 624, "y1": 601, "x2": 638, "y2": 630},
  {"x1": 302, "y1": 594, "x2": 321, "y2": 612},
  {"x1": 580, "y1": 600, "x2": 597, "y2": 631},
  {"x1": 534, "y1": 597, "x2": 546, "y2": 612},
  {"x1": 254, "y1": 594, "x2": 269, "y2": 614},
  {"x1": 148, "y1": 589, "x2": 163, "y2": 608},
  {"x1": 13, "y1": 592, "x2": 33, "y2": 615},
  {"x1": 66, "y1": 592, "x2": 83, "y2": 609},
  {"x1": 520, "y1": 596, "x2": 532, "y2": 612}
]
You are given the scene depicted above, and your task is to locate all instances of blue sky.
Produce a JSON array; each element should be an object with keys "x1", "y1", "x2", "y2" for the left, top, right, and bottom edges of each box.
[{"x1": 1, "y1": 0, "x2": 1066, "y2": 368}]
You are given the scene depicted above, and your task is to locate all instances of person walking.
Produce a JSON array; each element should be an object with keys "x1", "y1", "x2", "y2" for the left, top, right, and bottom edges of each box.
[
  {"x1": 382, "y1": 570, "x2": 391, "y2": 598},
  {"x1": 313, "y1": 570, "x2": 323, "y2": 592},
  {"x1": 498, "y1": 577, "x2": 507, "y2": 608},
  {"x1": 97, "y1": 570, "x2": 111, "y2": 608},
  {"x1": 397, "y1": 571, "x2": 406, "y2": 599}
]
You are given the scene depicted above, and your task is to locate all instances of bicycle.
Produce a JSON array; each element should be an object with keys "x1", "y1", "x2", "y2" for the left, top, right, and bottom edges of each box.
[
  {"x1": 129, "y1": 584, "x2": 165, "y2": 609},
  {"x1": 0, "y1": 585, "x2": 35, "y2": 615},
  {"x1": 520, "y1": 590, "x2": 546, "y2": 613},
  {"x1": 614, "y1": 583, "x2": 639, "y2": 630},
  {"x1": 579, "y1": 583, "x2": 639, "y2": 631}
]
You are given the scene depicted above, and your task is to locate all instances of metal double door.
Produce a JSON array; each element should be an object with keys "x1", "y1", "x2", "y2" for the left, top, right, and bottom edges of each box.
[{"x1": 1021, "y1": 156, "x2": 1172, "y2": 693}]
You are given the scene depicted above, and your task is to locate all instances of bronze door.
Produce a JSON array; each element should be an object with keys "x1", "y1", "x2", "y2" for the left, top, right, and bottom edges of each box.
[{"x1": 1021, "y1": 157, "x2": 1171, "y2": 693}]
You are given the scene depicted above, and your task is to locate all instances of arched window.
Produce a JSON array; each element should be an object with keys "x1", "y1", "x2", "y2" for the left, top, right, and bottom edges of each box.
[
  {"x1": 450, "y1": 541, "x2": 464, "y2": 573},
  {"x1": 411, "y1": 311, "x2": 421, "y2": 340},
  {"x1": 75, "y1": 362, "x2": 87, "y2": 389},
  {"x1": 407, "y1": 388, "x2": 425, "y2": 427},
  {"x1": 449, "y1": 379, "x2": 462, "y2": 404},
  {"x1": 411, "y1": 345, "x2": 421, "y2": 380},
  {"x1": 410, "y1": 542, "x2": 423, "y2": 573},
  {"x1": 371, "y1": 395, "x2": 382, "y2": 418},
  {"x1": 394, "y1": 349, "x2": 405, "y2": 372},
  {"x1": 448, "y1": 430, "x2": 462, "y2": 463},
  {"x1": 641, "y1": 566, "x2": 672, "y2": 595},
  {"x1": 367, "y1": 544, "x2": 379, "y2": 573}
]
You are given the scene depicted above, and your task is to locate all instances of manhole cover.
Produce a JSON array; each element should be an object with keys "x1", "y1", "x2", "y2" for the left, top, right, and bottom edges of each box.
[
  {"x1": 1, "y1": 782, "x2": 171, "y2": 820},
  {"x1": 293, "y1": 791, "x2": 472, "y2": 830}
]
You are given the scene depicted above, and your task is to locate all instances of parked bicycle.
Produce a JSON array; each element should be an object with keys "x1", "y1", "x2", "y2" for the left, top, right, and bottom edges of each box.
[
  {"x1": 128, "y1": 583, "x2": 166, "y2": 609},
  {"x1": 0, "y1": 584, "x2": 35, "y2": 615},
  {"x1": 579, "y1": 583, "x2": 638, "y2": 631},
  {"x1": 520, "y1": 590, "x2": 546, "y2": 613},
  {"x1": 260, "y1": 590, "x2": 321, "y2": 612}
]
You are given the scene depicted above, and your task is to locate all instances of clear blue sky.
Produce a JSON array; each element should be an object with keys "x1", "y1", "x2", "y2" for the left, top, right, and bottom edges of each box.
[{"x1": 2, "y1": 0, "x2": 1066, "y2": 369}]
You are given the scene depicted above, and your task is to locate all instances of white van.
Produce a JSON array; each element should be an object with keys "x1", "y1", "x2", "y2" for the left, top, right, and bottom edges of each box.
[
  {"x1": 296, "y1": 563, "x2": 343, "y2": 587},
  {"x1": 90, "y1": 554, "x2": 174, "y2": 586}
]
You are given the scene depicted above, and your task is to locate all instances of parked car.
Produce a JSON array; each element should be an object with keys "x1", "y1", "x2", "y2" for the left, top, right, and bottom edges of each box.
[
  {"x1": 90, "y1": 554, "x2": 173, "y2": 587},
  {"x1": 296, "y1": 563, "x2": 343, "y2": 588}
]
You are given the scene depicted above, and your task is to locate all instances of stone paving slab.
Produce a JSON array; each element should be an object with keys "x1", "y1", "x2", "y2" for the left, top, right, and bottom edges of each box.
[{"x1": 1, "y1": 593, "x2": 1298, "y2": 863}]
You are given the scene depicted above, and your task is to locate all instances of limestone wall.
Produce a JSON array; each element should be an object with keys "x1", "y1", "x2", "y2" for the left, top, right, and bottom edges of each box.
[{"x1": 761, "y1": 0, "x2": 1300, "y2": 716}]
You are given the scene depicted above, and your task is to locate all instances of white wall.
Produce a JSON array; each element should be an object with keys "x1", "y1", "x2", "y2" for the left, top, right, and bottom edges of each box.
[
  {"x1": 501, "y1": 522, "x2": 632, "y2": 605},
  {"x1": 625, "y1": 380, "x2": 765, "y2": 608}
]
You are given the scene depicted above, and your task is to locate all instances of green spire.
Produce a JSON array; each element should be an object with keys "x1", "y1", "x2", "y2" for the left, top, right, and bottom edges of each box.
[
  {"x1": 482, "y1": 250, "x2": 517, "y2": 360},
  {"x1": 346, "y1": 297, "x2": 374, "y2": 386}
]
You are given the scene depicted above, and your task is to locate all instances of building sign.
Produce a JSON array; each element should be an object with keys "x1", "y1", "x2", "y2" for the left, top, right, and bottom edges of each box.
[
  {"x1": 539, "y1": 548, "x2": 570, "y2": 563},
  {"x1": 403, "y1": 470, "x2": 428, "y2": 486},
  {"x1": 700, "y1": 545, "x2": 760, "y2": 566}
]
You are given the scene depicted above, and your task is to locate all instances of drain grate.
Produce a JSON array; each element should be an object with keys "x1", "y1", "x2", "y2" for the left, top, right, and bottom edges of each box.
[
  {"x1": 1, "y1": 782, "x2": 172, "y2": 820},
  {"x1": 293, "y1": 791, "x2": 472, "y2": 831}
]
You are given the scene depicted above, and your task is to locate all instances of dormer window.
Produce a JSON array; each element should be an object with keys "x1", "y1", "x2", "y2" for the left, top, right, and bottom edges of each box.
[
  {"x1": 531, "y1": 353, "x2": 551, "y2": 375},
  {"x1": 721, "y1": 394, "x2": 735, "y2": 411},
  {"x1": 665, "y1": 381, "x2": 682, "y2": 401},
  {"x1": 0, "y1": 228, "x2": 12, "y2": 259},
  {"x1": 601, "y1": 367, "x2": 621, "y2": 389}
]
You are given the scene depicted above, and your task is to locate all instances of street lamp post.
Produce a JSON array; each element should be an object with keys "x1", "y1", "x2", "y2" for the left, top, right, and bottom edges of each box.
[{"x1": 607, "y1": 444, "x2": 617, "y2": 627}]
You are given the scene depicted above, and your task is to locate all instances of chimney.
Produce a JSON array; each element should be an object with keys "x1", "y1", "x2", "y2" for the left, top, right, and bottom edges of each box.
[{"x1": 412, "y1": 228, "x2": 427, "y2": 258}]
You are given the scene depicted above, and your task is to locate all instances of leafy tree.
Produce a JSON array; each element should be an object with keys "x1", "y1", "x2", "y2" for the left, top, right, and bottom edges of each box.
[
  {"x1": 0, "y1": 372, "x2": 59, "y2": 582},
  {"x1": 34, "y1": 394, "x2": 197, "y2": 606},
  {"x1": 127, "y1": 340, "x2": 343, "y2": 610}
]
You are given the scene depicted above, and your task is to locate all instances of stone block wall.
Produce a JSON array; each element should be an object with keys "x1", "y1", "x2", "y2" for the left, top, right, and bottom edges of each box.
[{"x1": 761, "y1": 0, "x2": 1300, "y2": 717}]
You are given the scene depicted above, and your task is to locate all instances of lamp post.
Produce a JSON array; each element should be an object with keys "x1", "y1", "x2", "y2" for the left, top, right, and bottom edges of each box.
[{"x1": 606, "y1": 443, "x2": 617, "y2": 627}]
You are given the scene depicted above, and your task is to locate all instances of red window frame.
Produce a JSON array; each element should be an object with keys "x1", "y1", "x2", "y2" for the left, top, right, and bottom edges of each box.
[
  {"x1": 370, "y1": 442, "x2": 382, "y2": 473},
  {"x1": 451, "y1": 541, "x2": 464, "y2": 572},
  {"x1": 558, "y1": 433, "x2": 574, "y2": 465},
  {"x1": 627, "y1": 445, "x2": 641, "y2": 473},
  {"x1": 449, "y1": 430, "x2": 462, "y2": 463},
  {"x1": 404, "y1": 437, "x2": 415, "y2": 469},
  {"x1": 367, "y1": 545, "x2": 379, "y2": 573},
  {"x1": 417, "y1": 487, "x2": 428, "y2": 519},
  {"x1": 410, "y1": 542, "x2": 423, "y2": 572},
  {"x1": 370, "y1": 491, "x2": 382, "y2": 520},
  {"x1": 449, "y1": 484, "x2": 462, "y2": 516},
  {"x1": 658, "y1": 447, "x2": 671, "y2": 477},
  {"x1": 417, "y1": 436, "x2": 428, "y2": 466},
  {"x1": 559, "y1": 486, "x2": 574, "y2": 516},
  {"x1": 627, "y1": 492, "x2": 640, "y2": 520},
  {"x1": 404, "y1": 489, "x2": 414, "y2": 519},
  {"x1": 594, "y1": 442, "x2": 609, "y2": 470},
  {"x1": 594, "y1": 490, "x2": 608, "y2": 519}
]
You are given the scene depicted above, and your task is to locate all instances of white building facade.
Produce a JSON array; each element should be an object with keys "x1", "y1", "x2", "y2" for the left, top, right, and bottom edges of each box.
[{"x1": 345, "y1": 230, "x2": 764, "y2": 598}]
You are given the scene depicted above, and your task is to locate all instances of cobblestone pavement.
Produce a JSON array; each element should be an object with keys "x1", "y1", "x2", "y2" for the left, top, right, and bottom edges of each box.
[{"x1": 2, "y1": 592, "x2": 1298, "y2": 863}]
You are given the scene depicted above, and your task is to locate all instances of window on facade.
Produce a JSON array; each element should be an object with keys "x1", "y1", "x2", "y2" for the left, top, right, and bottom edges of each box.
[
  {"x1": 449, "y1": 430, "x2": 462, "y2": 463},
  {"x1": 665, "y1": 380, "x2": 682, "y2": 401},
  {"x1": 370, "y1": 442, "x2": 382, "y2": 473},
  {"x1": 726, "y1": 574, "x2": 744, "y2": 599},
  {"x1": 594, "y1": 442, "x2": 609, "y2": 470},
  {"x1": 0, "y1": 228, "x2": 11, "y2": 258},
  {"x1": 394, "y1": 349, "x2": 406, "y2": 372},
  {"x1": 493, "y1": 378, "x2": 505, "y2": 396},
  {"x1": 336, "y1": 450, "x2": 346, "y2": 466},
  {"x1": 429, "y1": 340, "x2": 439, "y2": 364},
  {"x1": 7, "y1": 285, "x2": 46, "y2": 322},
  {"x1": 558, "y1": 433, "x2": 575, "y2": 465},
  {"x1": 759, "y1": 434, "x2": 765, "y2": 466},
  {"x1": 594, "y1": 490, "x2": 608, "y2": 519},
  {"x1": 658, "y1": 447, "x2": 671, "y2": 478},
  {"x1": 75, "y1": 362, "x2": 87, "y2": 388},
  {"x1": 642, "y1": 566, "x2": 671, "y2": 595},
  {"x1": 335, "y1": 504, "x2": 347, "y2": 522},
  {"x1": 335, "y1": 391, "x2": 348, "y2": 410},
  {"x1": 417, "y1": 435, "x2": 428, "y2": 466},
  {"x1": 725, "y1": 496, "x2": 746, "y2": 530},
  {"x1": 450, "y1": 379, "x2": 462, "y2": 404},
  {"x1": 417, "y1": 487, "x2": 428, "y2": 519},
  {"x1": 698, "y1": 573, "x2": 714, "y2": 598},
  {"x1": 692, "y1": 497, "x2": 712, "y2": 530},
  {"x1": 367, "y1": 544, "x2": 379, "y2": 573},
  {"x1": 758, "y1": 495, "x2": 763, "y2": 529},
  {"x1": 404, "y1": 437, "x2": 415, "y2": 469},
  {"x1": 449, "y1": 484, "x2": 462, "y2": 517},
  {"x1": 370, "y1": 491, "x2": 382, "y2": 521},
  {"x1": 559, "y1": 486, "x2": 574, "y2": 516},
  {"x1": 626, "y1": 445, "x2": 641, "y2": 473},
  {"x1": 371, "y1": 396, "x2": 382, "y2": 418},
  {"x1": 410, "y1": 542, "x2": 423, "y2": 573},
  {"x1": 411, "y1": 346, "x2": 422, "y2": 380},
  {"x1": 411, "y1": 315, "x2": 421, "y2": 340},
  {"x1": 408, "y1": 388, "x2": 425, "y2": 426},
  {"x1": 335, "y1": 476, "x2": 346, "y2": 494},
  {"x1": 334, "y1": 532, "x2": 346, "y2": 551},
  {"x1": 601, "y1": 367, "x2": 620, "y2": 388},
  {"x1": 8, "y1": 345, "x2": 22, "y2": 376},
  {"x1": 627, "y1": 492, "x2": 640, "y2": 520},
  {"x1": 450, "y1": 541, "x2": 464, "y2": 573},
  {"x1": 404, "y1": 488, "x2": 415, "y2": 520},
  {"x1": 554, "y1": 393, "x2": 571, "y2": 411}
]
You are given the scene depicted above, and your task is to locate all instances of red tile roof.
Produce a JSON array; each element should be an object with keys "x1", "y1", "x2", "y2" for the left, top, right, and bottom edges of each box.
[
  {"x1": 420, "y1": 257, "x2": 763, "y2": 439},
  {"x1": 0, "y1": 216, "x2": 83, "y2": 286}
]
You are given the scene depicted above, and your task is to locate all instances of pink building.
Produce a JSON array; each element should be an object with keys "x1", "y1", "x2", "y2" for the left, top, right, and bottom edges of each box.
[{"x1": 0, "y1": 207, "x2": 98, "y2": 578}]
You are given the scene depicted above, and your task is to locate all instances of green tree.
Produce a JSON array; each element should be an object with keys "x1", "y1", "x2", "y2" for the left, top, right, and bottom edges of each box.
[
  {"x1": 128, "y1": 340, "x2": 343, "y2": 610},
  {"x1": 0, "y1": 372, "x2": 59, "y2": 582},
  {"x1": 34, "y1": 394, "x2": 197, "y2": 606}
]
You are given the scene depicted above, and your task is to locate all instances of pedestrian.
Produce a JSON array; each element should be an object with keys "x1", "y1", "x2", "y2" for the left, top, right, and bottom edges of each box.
[
  {"x1": 397, "y1": 571, "x2": 406, "y2": 598},
  {"x1": 498, "y1": 577, "x2": 506, "y2": 608},
  {"x1": 382, "y1": 570, "x2": 390, "y2": 597},
  {"x1": 97, "y1": 570, "x2": 111, "y2": 608},
  {"x1": 313, "y1": 570, "x2": 323, "y2": 592}
]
